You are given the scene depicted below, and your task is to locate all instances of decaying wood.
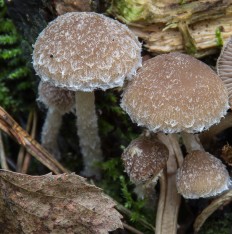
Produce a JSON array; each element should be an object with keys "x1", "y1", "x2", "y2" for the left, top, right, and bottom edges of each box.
[{"x1": 108, "y1": 0, "x2": 232, "y2": 57}]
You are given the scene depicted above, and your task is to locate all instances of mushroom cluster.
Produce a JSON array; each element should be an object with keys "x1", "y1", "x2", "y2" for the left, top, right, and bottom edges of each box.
[
  {"x1": 120, "y1": 52, "x2": 230, "y2": 232},
  {"x1": 33, "y1": 12, "x2": 142, "y2": 178}
]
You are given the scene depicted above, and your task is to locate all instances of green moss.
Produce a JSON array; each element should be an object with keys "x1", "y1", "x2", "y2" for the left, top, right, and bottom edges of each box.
[
  {"x1": 215, "y1": 27, "x2": 224, "y2": 47},
  {"x1": 0, "y1": 1, "x2": 34, "y2": 112},
  {"x1": 108, "y1": 0, "x2": 148, "y2": 23}
]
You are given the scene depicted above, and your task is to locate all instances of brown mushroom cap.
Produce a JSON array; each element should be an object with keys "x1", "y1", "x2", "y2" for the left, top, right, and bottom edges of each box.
[
  {"x1": 122, "y1": 136, "x2": 169, "y2": 183},
  {"x1": 33, "y1": 12, "x2": 142, "y2": 91},
  {"x1": 217, "y1": 37, "x2": 232, "y2": 107},
  {"x1": 121, "y1": 52, "x2": 229, "y2": 133},
  {"x1": 176, "y1": 150, "x2": 231, "y2": 199},
  {"x1": 38, "y1": 81, "x2": 75, "y2": 114}
]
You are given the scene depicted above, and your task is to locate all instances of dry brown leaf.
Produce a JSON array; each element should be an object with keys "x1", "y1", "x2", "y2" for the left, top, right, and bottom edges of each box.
[{"x1": 0, "y1": 170, "x2": 123, "y2": 234}]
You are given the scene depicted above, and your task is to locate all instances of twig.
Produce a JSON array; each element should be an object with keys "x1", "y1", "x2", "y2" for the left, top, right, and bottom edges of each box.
[
  {"x1": 17, "y1": 110, "x2": 33, "y2": 172},
  {"x1": 123, "y1": 222, "x2": 144, "y2": 234},
  {"x1": 0, "y1": 106, "x2": 69, "y2": 174},
  {"x1": 21, "y1": 110, "x2": 37, "y2": 174},
  {"x1": 194, "y1": 189, "x2": 232, "y2": 233},
  {"x1": 0, "y1": 131, "x2": 9, "y2": 170},
  {"x1": 116, "y1": 203, "x2": 155, "y2": 232}
]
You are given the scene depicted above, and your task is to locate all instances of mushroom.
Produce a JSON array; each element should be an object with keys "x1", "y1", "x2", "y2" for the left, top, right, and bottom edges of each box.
[
  {"x1": 121, "y1": 52, "x2": 229, "y2": 133},
  {"x1": 38, "y1": 81, "x2": 75, "y2": 159},
  {"x1": 32, "y1": 12, "x2": 142, "y2": 178},
  {"x1": 176, "y1": 150, "x2": 231, "y2": 199},
  {"x1": 217, "y1": 36, "x2": 232, "y2": 108},
  {"x1": 122, "y1": 134, "x2": 169, "y2": 198}
]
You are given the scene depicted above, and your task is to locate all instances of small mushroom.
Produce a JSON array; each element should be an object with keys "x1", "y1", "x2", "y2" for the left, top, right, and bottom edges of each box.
[
  {"x1": 122, "y1": 135, "x2": 169, "y2": 184},
  {"x1": 33, "y1": 12, "x2": 142, "y2": 178},
  {"x1": 176, "y1": 150, "x2": 231, "y2": 199},
  {"x1": 217, "y1": 36, "x2": 232, "y2": 108},
  {"x1": 122, "y1": 134, "x2": 169, "y2": 199},
  {"x1": 38, "y1": 81, "x2": 75, "y2": 159}
]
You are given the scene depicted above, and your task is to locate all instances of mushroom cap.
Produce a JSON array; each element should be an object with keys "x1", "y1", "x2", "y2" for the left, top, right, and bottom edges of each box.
[
  {"x1": 176, "y1": 150, "x2": 231, "y2": 199},
  {"x1": 121, "y1": 52, "x2": 229, "y2": 133},
  {"x1": 33, "y1": 12, "x2": 142, "y2": 92},
  {"x1": 38, "y1": 81, "x2": 75, "y2": 114},
  {"x1": 122, "y1": 136, "x2": 169, "y2": 183},
  {"x1": 217, "y1": 37, "x2": 232, "y2": 107}
]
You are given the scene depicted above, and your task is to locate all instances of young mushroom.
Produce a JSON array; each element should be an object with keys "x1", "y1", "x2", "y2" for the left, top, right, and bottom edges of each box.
[
  {"x1": 38, "y1": 81, "x2": 75, "y2": 159},
  {"x1": 176, "y1": 150, "x2": 231, "y2": 199},
  {"x1": 32, "y1": 12, "x2": 142, "y2": 178},
  {"x1": 122, "y1": 134, "x2": 169, "y2": 198}
]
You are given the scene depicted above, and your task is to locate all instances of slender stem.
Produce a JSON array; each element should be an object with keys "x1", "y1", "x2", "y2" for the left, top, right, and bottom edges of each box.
[
  {"x1": 75, "y1": 91, "x2": 103, "y2": 178},
  {"x1": 181, "y1": 132, "x2": 204, "y2": 154},
  {"x1": 41, "y1": 108, "x2": 63, "y2": 160},
  {"x1": 155, "y1": 169, "x2": 167, "y2": 234},
  {"x1": 156, "y1": 133, "x2": 183, "y2": 234}
]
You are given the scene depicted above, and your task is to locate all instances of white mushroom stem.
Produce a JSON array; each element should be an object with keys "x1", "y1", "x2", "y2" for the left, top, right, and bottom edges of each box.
[
  {"x1": 181, "y1": 132, "x2": 204, "y2": 153},
  {"x1": 75, "y1": 91, "x2": 103, "y2": 178},
  {"x1": 156, "y1": 133, "x2": 183, "y2": 234},
  {"x1": 41, "y1": 108, "x2": 63, "y2": 160}
]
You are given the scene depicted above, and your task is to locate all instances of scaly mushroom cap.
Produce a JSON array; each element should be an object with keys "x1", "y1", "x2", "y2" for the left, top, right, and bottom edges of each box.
[
  {"x1": 122, "y1": 136, "x2": 169, "y2": 183},
  {"x1": 217, "y1": 37, "x2": 232, "y2": 107},
  {"x1": 38, "y1": 81, "x2": 75, "y2": 114},
  {"x1": 33, "y1": 12, "x2": 142, "y2": 91},
  {"x1": 176, "y1": 150, "x2": 231, "y2": 199},
  {"x1": 121, "y1": 52, "x2": 229, "y2": 133}
]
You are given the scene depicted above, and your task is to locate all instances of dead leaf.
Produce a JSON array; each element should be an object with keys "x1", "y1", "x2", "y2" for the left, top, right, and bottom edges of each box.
[{"x1": 0, "y1": 170, "x2": 123, "y2": 234}]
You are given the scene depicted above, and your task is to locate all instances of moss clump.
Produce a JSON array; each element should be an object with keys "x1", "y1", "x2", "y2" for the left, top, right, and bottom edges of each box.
[{"x1": 0, "y1": 0, "x2": 34, "y2": 112}]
